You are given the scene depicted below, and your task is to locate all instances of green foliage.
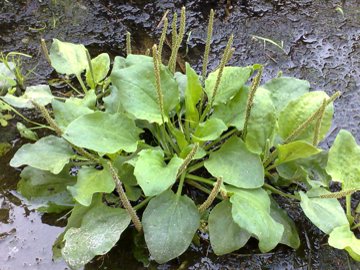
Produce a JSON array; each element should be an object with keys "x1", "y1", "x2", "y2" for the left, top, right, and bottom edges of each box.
[{"x1": 7, "y1": 23, "x2": 360, "y2": 268}]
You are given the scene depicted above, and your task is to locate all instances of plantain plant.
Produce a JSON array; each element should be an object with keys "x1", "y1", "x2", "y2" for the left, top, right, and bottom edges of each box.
[{"x1": 2, "y1": 8, "x2": 360, "y2": 269}]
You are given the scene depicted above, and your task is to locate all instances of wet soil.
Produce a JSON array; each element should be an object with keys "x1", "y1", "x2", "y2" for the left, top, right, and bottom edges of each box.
[{"x1": 1, "y1": 0, "x2": 360, "y2": 269}]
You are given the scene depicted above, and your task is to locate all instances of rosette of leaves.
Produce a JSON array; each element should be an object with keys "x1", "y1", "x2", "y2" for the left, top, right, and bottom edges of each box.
[{"x1": 6, "y1": 8, "x2": 360, "y2": 269}]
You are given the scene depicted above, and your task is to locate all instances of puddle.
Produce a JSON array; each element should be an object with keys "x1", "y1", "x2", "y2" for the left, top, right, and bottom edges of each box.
[{"x1": 1, "y1": 0, "x2": 360, "y2": 269}]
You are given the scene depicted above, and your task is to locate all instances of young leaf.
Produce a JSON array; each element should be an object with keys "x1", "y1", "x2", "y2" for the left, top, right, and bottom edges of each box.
[
  {"x1": 2, "y1": 84, "x2": 53, "y2": 109},
  {"x1": 10, "y1": 135, "x2": 73, "y2": 174},
  {"x1": 85, "y1": 53, "x2": 110, "y2": 89},
  {"x1": 17, "y1": 122, "x2": 38, "y2": 141},
  {"x1": 110, "y1": 54, "x2": 179, "y2": 124},
  {"x1": 205, "y1": 137, "x2": 264, "y2": 188},
  {"x1": 244, "y1": 87, "x2": 277, "y2": 154},
  {"x1": 230, "y1": 188, "x2": 284, "y2": 252},
  {"x1": 262, "y1": 77, "x2": 310, "y2": 114},
  {"x1": 18, "y1": 166, "x2": 75, "y2": 213},
  {"x1": 299, "y1": 188, "x2": 348, "y2": 234},
  {"x1": 63, "y1": 111, "x2": 141, "y2": 154},
  {"x1": 326, "y1": 130, "x2": 360, "y2": 189},
  {"x1": 277, "y1": 140, "x2": 322, "y2": 165},
  {"x1": 142, "y1": 190, "x2": 200, "y2": 263},
  {"x1": 62, "y1": 204, "x2": 131, "y2": 269},
  {"x1": 278, "y1": 91, "x2": 333, "y2": 143},
  {"x1": 328, "y1": 225, "x2": 360, "y2": 261},
  {"x1": 49, "y1": 39, "x2": 88, "y2": 76},
  {"x1": 184, "y1": 63, "x2": 202, "y2": 128},
  {"x1": 208, "y1": 200, "x2": 251, "y2": 255},
  {"x1": 192, "y1": 118, "x2": 227, "y2": 142},
  {"x1": 205, "y1": 66, "x2": 252, "y2": 105},
  {"x1": 68, "y1": 166, "x2": 115, "y2": 206},
  {"x1": 134, "y1": 149, "x2": 183, "y2": 196}
]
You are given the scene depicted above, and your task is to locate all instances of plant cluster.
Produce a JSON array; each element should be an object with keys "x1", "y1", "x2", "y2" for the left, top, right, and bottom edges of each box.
[{"x1": 2, "y1": 8, "x2": 360, "y2": 269}]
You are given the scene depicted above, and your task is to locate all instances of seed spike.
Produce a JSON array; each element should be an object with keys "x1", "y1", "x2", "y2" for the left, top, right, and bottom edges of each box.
[
  {"x1": 158, "y1": 17, "x2": 168, "y2": 63},
  {"x1": 168, "y1": 7, "x2": 186, "y2": 73},
  {"x1": 201, "y1": 9, "x2": 214, "y2": 83},
  {"x1": 126, "y1": 31, "x2": 132, "y2": 55},
  {"x1": 313, "y1": 98, "x2": 327, "y2": 146},
  {"x1": 152, "y1": 45, "x2": 165, "y2": 124},
  {"x1": 198, "y1": 177, "x2": 223, "y2": 213}
]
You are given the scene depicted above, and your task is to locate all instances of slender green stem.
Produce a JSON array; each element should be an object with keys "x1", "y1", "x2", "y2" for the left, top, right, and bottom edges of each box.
[
  {"x1": 346, "y1": 195, "x2": 353, "y2": 224},
  {"x1": 313, "y1": 98, "x2": 326, "y2": 146},
  {"x1": 76, "y1": 74, "x2": 88, "y2": 94},
  {"x1": 186, "y1": 180, "x2": 212, "y2": 195},
  {"x1": 86, "y1": 50, "x2": 95, "y2": 87},
  {"x1": 351, "y1": 222, "x2": 360, "y2": 230},
  {"x1": 133, "y1": 196, "x2": 153, "y2": 211},
  {"x1": 185, "y1": 174, "x2": 215, "y2": 185},
  {"x1": 176, "y1": 173, "x2": 186, "y2": 197},
  {"x1": 187, "y1": 160, "x2": 205, "y2": 173},
  {"x1": 204, "y1": 128, "x2": 238, "y2": 150},
  {"x1": 263, "y1": 183, "x2": 299, "y2": 200},
  {"x1": 8, "y1": 105, "x2": 52, "y2": 130}
]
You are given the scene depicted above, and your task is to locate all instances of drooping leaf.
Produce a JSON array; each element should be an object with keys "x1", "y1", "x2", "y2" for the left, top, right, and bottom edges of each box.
[
  {"x1": 299, "y1": 188, "x2": 348, "y2": 234},
  {"x1": 205, "y1": 136, "x2": 264, "y2": 188},
  {"x1": 192, "y1": 118, "x2": 227, "y2": 142},
  {"x1": 277, "y1": 140, "x2": 322, "y2": 165},
  {"x1": 18, "y1": 165, "x2": 75, "y2": 213},
  {"x1": 85, "y1": 53, "x2": 110, "y2": 89},
  {"x1": 62, "y1": 204, "x2": 131, "y2": 269},
  {"x1": 49, "y1": 39, "x2": 88, "y2": 76},
  {"x1": 208, "y1": 200, "x2": 251, "y2": 255},
  {"x1": 230, "y1": 188, "x2": 284, "y2": 252},
  {"x1": 326, "y1": 130, "x2": 360, "y2": 189},
  {"x1": 68, "y1": 166, "x2": 115, "y2": 206},
  {"x1": 142, "y1": 190, "x2": 200, "y2": 263},
  {"x1": 278, "y1": 91, "x2": 333, "y2": 143},
  {"x1": 205, "y1": 66, "x2": 252, "y2": 105},
  {"x1": 270, "y1": 198, "x2": 300, "y2": 249},
  {"x1": 134, "y1": 149, "x2": 183, "y2": 196},
  {"x1": 110, "y1": 54, "x2": 179, "y2": 124},
  {"x1": 16, "y1": 122, "x2": 38, "y2": 141},
  {"x1": 10, "y1": 135, "x2": 73, "y2": 174},
  {"x1": 63, "y1": 111, "x2": 141, "y2": 154},
  {"x1": 328, "y1": 225, "x2": 360, "y2": 261},
  {"x1": 184, "y1": 63, "x2": 202, "y2": 128},
  {"x1": 262, "y1": 77, "x2": 310, "y2": 114},
  {"x1": 2, "y1": 84, "x2": 53, "y2": 109},
  {"x1": 245, "y1": 87, "x2": 277, "y2": 154}
]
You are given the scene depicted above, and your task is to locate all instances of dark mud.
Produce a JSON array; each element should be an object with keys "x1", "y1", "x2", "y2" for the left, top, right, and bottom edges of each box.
[{"x1": 0, "y1": 0, "x2": 360, "y2": 269}]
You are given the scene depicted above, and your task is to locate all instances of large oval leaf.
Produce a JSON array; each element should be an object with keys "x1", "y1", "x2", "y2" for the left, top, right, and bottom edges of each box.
[
  {"x1": 134, "y1": 149, "x2": 183, "y2": 196},
  {"x1": 10, "y1": 135, "x2": 73, "y2": 174},
  {"x1": 184, "y1": 63, "x2": 202, "y2": 128},
  {"x1": 230, "y1": 188, "x2": 284, "y2": 252},
  {"x1": 62, "y1": 204, "x2": 130, "y2": 269},
  {"x1": 193, "y1": 118, "x2": 227, "y2": 142},
  {"x1": 277, "y1": 140, "x2": 322, "y2": 165},
  {"x1": 326, "y1": 130, "x2": 360, "y2": 189},
  {"x1": 278, "y1": 91, "x2": 333, "y2": 143},
  {"x1": 208, "y1": 200, "x2": 251, "y2": 255},
  {"x1": 204, "y1": 136, "x2": 264, "y2": 188},
  {"x1": 328, "y1": 225, "x2": 360, "y2": 261},
  {"x1": 142, "y1": 190, "x2": 200, "y2": 263},
  {"x1": 110, "y1": 54, "x2": 179, "y2": 124},
  {"x1": 63, "y1": 111, "x2": 141, "y2": 154}
]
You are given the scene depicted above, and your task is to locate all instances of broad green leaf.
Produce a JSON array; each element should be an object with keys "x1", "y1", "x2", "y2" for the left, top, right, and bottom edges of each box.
[
  {"x1": 270, "y1": 198, "x2": 300, "y2": 249},
  {"x1": 299, "y1": 188, "x2": 348, "y2": 234},
  {"x1": 262, "y1": 77, "x2": 310, "y2": 113},
  {"x1": 66, "y1": 89, "x2": 97, "y2": 109},
  {"x1": 52, "y1": 99, "x2": 93, "y2": 129},
  {"x1": 63, "y1": 111, "x2": 141, "y2": 154},
  {"x1": 10, "y1": 135, "x2": 73, "y2": 174},
  {"x1": 62, "y1": 203, "x2": 131, "y2": 269},
  {"x1": 328, "y1": 225, "x2": 360, "y2": 261},
  {"x1": 134, "y1": 149, "x2": 183, "y2": 196},
  {"x1": 142, "y1": 190, "x2": 200, "y2": 263},
  {"x1": 245, "y1": 87, "x2": 277, "y2": 154},
  {"x1": 18, "y1": 166, "x2": 75, "y2": 213},
  {"x1": 193, "y1": 118, "x2": 227, "y2": 142},
  {"x1": 2, "y1": 84, "x2": 53, "y2": 109},
  {"x1": 86, "y1": 53, "x2": 110, "y2": 89},
  {"x1": 184, "y1": 63, "x2": 202, "y2": 128},
  {"x1": 326, "y1": 130, "x2": 360, "y2": 189},
  {"x1": 49, "y1": 39, "x2": 88, "y2": 76},
  {"x1": 17, "y1": 122, "x2": 38, "y2": 141},
  {"x1": 211, "y1": 86, "x2": 248, "y2": 129},
  {"x1": 208, "y1": 200, "x2": 251, "y2": 255},
  {"x1": 276, "y1": 161, "x2": 307, "y2": 185},
  {"x1": 277, "y1": 141, "x2": 322, "y2": 164},
  {"x1": 110, "y1": 54, "x2": 179, "y2": 124},
  {"x1": 205, "y1": 66, "x2": 252, "y2": 105},
  {"x1": 168, "y1": 124, "x2": 188, "y2": 150},
  {"x1": 103, "y1": 86, "x2": 125, "y2": 114},
  {"x1": 68, "y1": 166, "x2": 115, "y2": 206},
  {"x1": 230, "y1": 188, "x2": 284, "y2": 252},
  {"x1": 0, "y1": 62, "x2": 16, "y2": 92},
  {"x1": 205, "y1": 137, "x2": 264, "y2": 188},
  {"x1": 278, "y1": 91, "x2": 333, "y2": 143}
]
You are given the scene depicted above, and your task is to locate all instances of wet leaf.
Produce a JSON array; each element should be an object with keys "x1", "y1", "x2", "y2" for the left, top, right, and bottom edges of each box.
[
  {"x1": 208, "y1": 200, "x2": 251, "y2": 255},
  {"x1": 86, "y1": 53, "x2": 110, "y2": 89},
  {"x1": 328, "y1": 225, "x2": 360, "y2": 261},
  {"x1": 16, "y1": 122, "x2": 38, "y2": 141},
  {"x1": 193, "y1": 118, "x2": 227, "y2": 142},
  {"x1": 142, "y1": 190, "x2": 200, "y2": 263},
  {"x1": 184, "y1": 63, "x2": 202, "y2": 128},
  {"x1": 205, "y1": 136, "x2": 264, "y2": 188},
  {"x1": 10, "y1": 135, "x2": 73, "y2": 174}
]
